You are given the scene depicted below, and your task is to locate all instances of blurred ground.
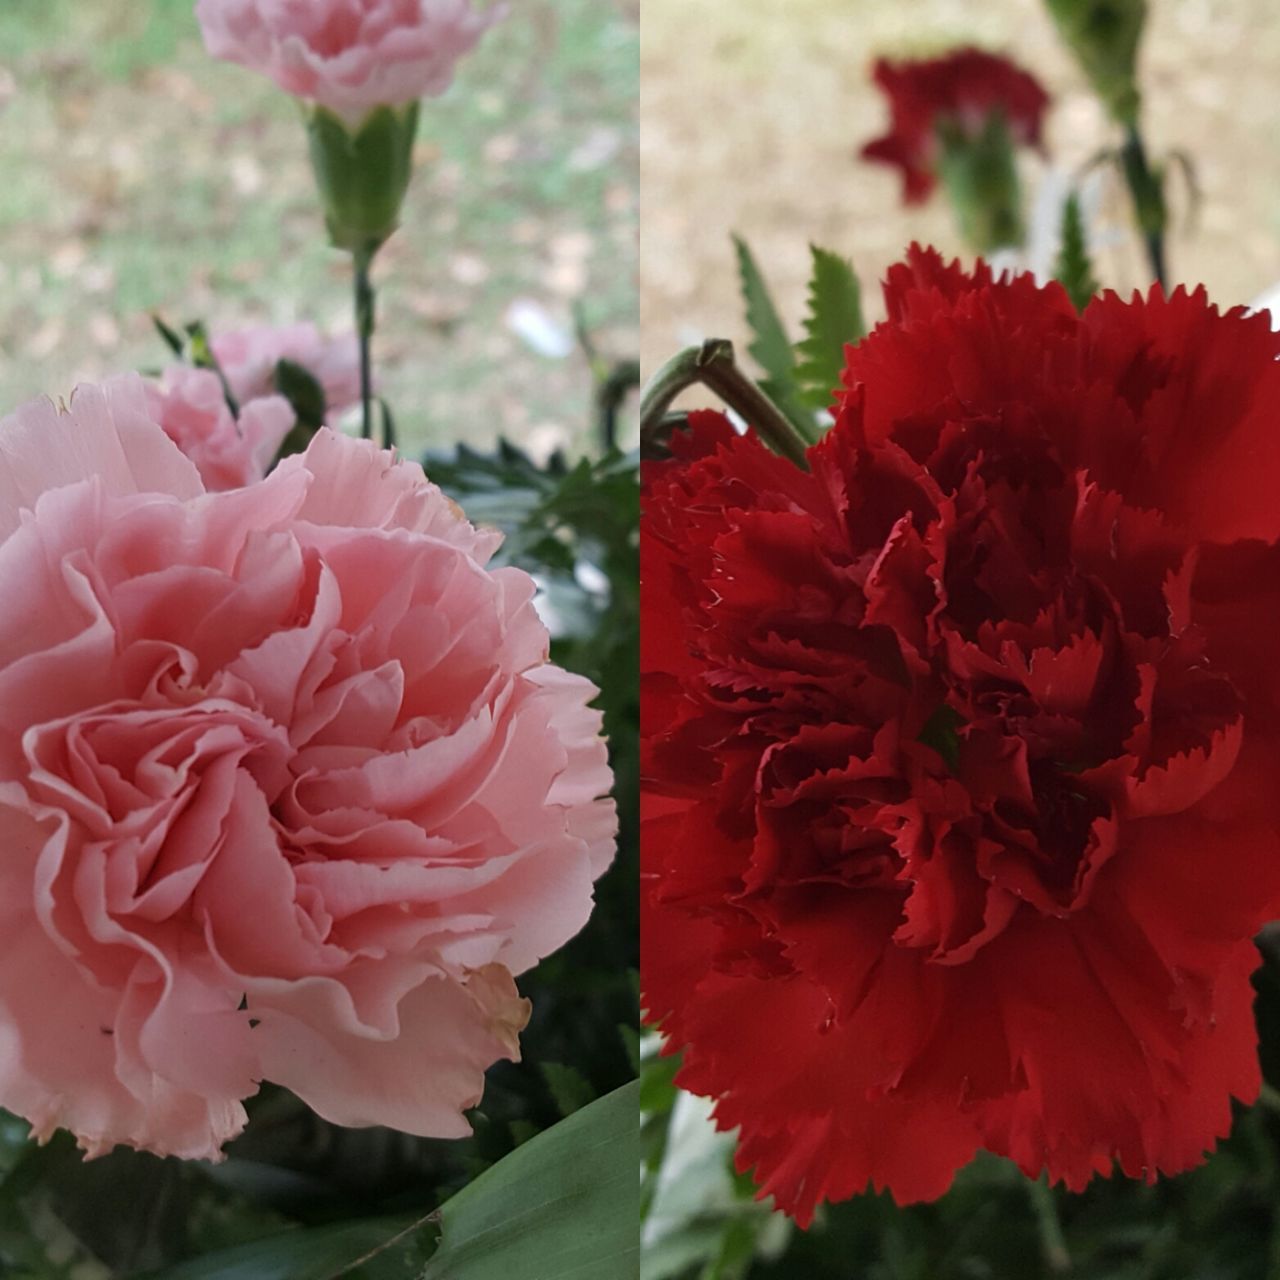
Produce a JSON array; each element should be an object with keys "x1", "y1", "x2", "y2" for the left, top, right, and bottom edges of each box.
[
  {"x1": 0, "y1": 0, "x2": 637, "y2": 456},
  {"x1": 641, "y1": 0, "x2": 1280, "y2": 382}
]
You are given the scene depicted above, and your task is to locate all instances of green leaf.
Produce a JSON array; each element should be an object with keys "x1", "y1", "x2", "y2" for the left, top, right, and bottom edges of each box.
[
  {"x1": 793, "y1": 246, "x2": 864, "y2": 411},
  {"x1": 182, "y1": 320, "x2": 240, "y2": 416},
  {"x1": 273, "y1": 359, "x2": 328, "y2": 432},
  {"x1": 1054, "y1": 193, "x2": 1100, "y2": 312},
  {"x1": 619, "y1": 1024, "x2": 641, "y2": 1076},
  {"x1": 141, "y1": 1214, "x2": 430, "y2": 1280},
  {"x1": 152, "y1": 313, "x2": 186, "y2": 358},
  {"x1": 184, "y1": 320, "x2": 215, "y2": 368},
  {"x1": 918, "y1": 704, "x2": 964, "y2": 774},
  {"x1": 731, "y1": 237, "x2": 816, "y2": 442},
  {"x1": 422, "y1": 1081, "x2": 639, "y2": 1280},
  {"x1": 540, "y1": 1061, "x2": 597, "y2": 1118},
  {"x1": 732, "y1": 235, "x2": 794, "y2": 392}
]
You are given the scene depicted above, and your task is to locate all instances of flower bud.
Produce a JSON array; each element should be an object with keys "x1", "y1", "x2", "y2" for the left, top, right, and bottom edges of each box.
[
  {"x1": 1044, "y1": 0, "x2": 1147, "y2": 125},
  {"x1": 305, "y1": 101, "x2": 421, "y2": 254}
]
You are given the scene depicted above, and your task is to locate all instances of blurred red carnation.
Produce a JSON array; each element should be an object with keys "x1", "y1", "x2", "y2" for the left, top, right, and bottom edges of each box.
[
  {"x1": 641, "y1": 246, "x2": 1280, "y2": 1225},
  {"x1": 862, "y1": 48, "x2": 1049, "y2": 203}
]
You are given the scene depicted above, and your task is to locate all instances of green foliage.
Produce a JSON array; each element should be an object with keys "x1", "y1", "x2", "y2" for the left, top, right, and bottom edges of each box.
[
  {"x1": 732, "y1": 236, "x2": 796, "y2": 400},
  {"x1": 640, "y1": 1044, "x2": 789, "y2": 1280},
  {"x1": 794, "y1": 246, "x2": 865, "y2": 411},
  {"x1": 731, "y1": 237, "x2": 872, "y2": 442},
  {"x1": 423, "y1": 1082, "x2": 639, "y2": 1280},
  {"x1": 1055, "y1": 193, "x2": 1101, "y2": 311},
  {"x1": 151, "y1": 315, "x2": 242, "y2": 415},
  {"x1": 541, "y1": 1062, "x2": 598, "y2": 1118},
  {"x1": 731, "y1": 237, "x2": 819, "y2": 442},
  {"x1": 272, "y1": 360, "x2": 327, "y2": 433},
  {"x1": 142, "y1": 1215, "x2": 433, "y2": 1280},
  {"x1": 917, "y1": 704, "x2": 963, "y2": 774},
  {"x1": 272, "y1": 358, "x2": 330, "y2": 458}
]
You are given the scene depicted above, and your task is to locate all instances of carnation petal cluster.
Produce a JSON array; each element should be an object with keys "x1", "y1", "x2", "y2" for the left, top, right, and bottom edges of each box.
[
  {"x1": 0, "y1": 376, "x2": 615, "y2": 1160},
  {"x1": 641, "y1": 248, "x2": 1280, "y2": 1225},
  {"x1": 196, "y1": 0, "x2": 503, "y2": 127},
  {"x1": 146, "y1": 365, "x2": 295, "y2": 492},
  {"x1": 862, "y1": 48, "x2": 1050, "y2": 203}
]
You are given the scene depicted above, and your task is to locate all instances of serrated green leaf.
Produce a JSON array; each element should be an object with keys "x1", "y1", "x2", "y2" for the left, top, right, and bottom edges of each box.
[
  {"x1": 422, "y1": 1081, "x2": 638, "y2": 1280},
  {"x1": 793, "y1": 246, "x2": 864, "y2": 411},
  {"x1": 1054, "y1": 193, "x2": 1100, "y2": 312},
  {"x1": 731, "y1": 237, "x2": 816, "y2": 441}
]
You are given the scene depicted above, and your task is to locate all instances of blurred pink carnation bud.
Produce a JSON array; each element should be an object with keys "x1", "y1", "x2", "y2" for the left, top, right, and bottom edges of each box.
[
  {"x1": 0, "y1": 376, "x2": 616, "y2": 1160},
  {"x1": 212, "y1": 323, "x2": 363, "y2": 420},
  {"x1": 196, "y1": 0, "x2": 504, "y2": 128},
  {"x1": 146, "y1": 365, "x2": 295, "y2": 491}
]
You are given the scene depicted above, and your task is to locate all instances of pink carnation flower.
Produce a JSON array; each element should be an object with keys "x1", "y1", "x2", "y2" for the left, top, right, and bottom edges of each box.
[
  {"x1": 212, "y1": 323, "x2": 363, "y2": 421},
  {"x1": 0, "y1": 376, "x2": 616, "y2": 1160},
  {"x1": 146, "y1": 366, "x2": 295, "y2": 493},
  {"x1": 196, "y1": 0, "x2": 504, "y2": 127}
]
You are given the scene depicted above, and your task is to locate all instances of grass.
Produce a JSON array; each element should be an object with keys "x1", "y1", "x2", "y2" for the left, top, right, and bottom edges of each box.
[{"x1": 0, "y1": 0, "x2": 638, "y2": 456}]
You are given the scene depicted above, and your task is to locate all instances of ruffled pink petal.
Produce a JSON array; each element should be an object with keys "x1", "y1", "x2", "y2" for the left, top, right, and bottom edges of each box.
[
  {"x1": 0, "y1": 792, "x2": 246, "y2": 1159},
  {"x1": 282, "y1": 429, "x2": 503, "y2": 560},
  {"x1": 0, "y1": 378, "x2": 201, "y2": 540},
  {"x1": 249, "y1": 964, "x2": 529, "y2": 1138}
]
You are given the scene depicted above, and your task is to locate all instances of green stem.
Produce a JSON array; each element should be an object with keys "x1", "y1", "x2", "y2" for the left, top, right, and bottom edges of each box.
[
  {"x1": 1028, "y1": 1174, "x2": 1072, "y2": 1275},
  {"x1": 1120, "y1": 124, "x2": 1167, "y2": 290},
  {"x1": 354, "y1": 244, "x2": 378, "y2": 443},
  {"x1": 639, "y1": 339, "x2": 810, "y2": 469}
]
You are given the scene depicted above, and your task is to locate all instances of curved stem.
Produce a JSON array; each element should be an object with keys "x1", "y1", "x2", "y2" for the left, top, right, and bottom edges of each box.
[
  {"x1": 639, "y1": 340, "x2": 810, "y2": 468},
  {"x1": 354, "y1": 245, "x2": 378, "y2": 442}
]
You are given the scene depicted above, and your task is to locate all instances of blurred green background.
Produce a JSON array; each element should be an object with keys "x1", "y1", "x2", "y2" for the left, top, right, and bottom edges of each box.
[{"x1": 0, "y1": 0, "x2": 638, "y2": 456}]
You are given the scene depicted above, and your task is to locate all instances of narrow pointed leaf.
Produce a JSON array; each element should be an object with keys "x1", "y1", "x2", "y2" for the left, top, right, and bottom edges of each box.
[
  {"x1": 733, "y1": 235, "x2": 794, "y2": 390},
  {"x1": 152, "y1": 314, "x2": 187, "y2": 359},
  {"x1": 1054, "y1": 193, "x2": 1100, "y2": 312}
]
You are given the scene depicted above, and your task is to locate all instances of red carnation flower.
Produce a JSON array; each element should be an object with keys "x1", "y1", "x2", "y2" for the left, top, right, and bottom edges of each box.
[
  {"x1": 641, "y1": 246, "x2": 1280, "y2": 1226},
  {"x1": 862, "y1": 48, "x2": 1050, "y2": 204}
]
